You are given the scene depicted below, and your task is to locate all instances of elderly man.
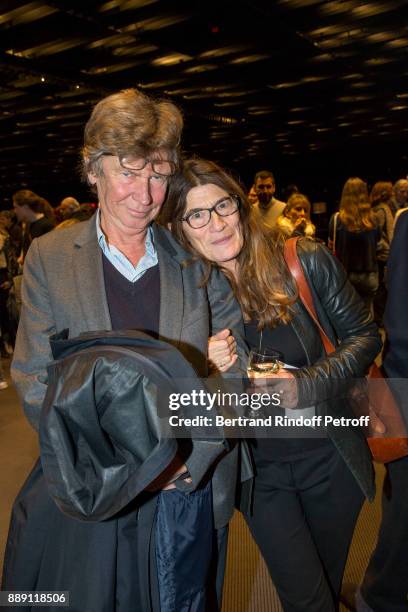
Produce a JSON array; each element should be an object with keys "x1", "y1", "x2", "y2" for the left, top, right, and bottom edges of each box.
[
  {"x1": 6, "y1": 89, "x2": 247, "y2": 612},
  {"x1": 390, "y1": 178, "x2": 408, "y2": 215},
  {"x1": 252, "y1": 169, "x2": 286, "y2": 228},
  {"x1": 58, "y1": 195, "x2": 80, "y2": 220}
]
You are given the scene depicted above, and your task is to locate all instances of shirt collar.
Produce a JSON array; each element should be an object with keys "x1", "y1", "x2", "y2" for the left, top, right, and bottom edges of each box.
[{"x1": 96, "y1": 208, "x2": 156, "y2": 255}]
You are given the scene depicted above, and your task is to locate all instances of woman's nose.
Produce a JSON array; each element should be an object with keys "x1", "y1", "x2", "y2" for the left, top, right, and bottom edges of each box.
[{"x1": 211, "y1": 211, "x2": 226, "y2": 230}]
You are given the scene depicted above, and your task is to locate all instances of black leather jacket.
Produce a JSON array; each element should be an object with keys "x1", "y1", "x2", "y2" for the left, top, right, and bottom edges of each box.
[{"x1": 289, "y1": 239, "x2": 382, "y2": 500}]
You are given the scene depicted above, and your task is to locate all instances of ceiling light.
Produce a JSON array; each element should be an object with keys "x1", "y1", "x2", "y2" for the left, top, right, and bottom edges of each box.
[
  {"x1": 0, "y1": 3, "x2": 57, "y2": 26},
  {"x1": 123, "y1": 14, "x2": 188, "y2": 32},
  {"x1": 113, "y1": 44, "x2": 158, "y2": 57},
  {"x1": 248, "y1": 109, "x2": 273, "y2": 115},
  {"x1": 184, "y1": 64, "x2": 217, "y2": 74},
  {"x1": 213, "y1": 102, "x2": 245, "y2": 107},
  {"x1": 152, "y1": 53, "x2": 191, "y2": 66},
  {"x1": 367, "y1": 32, "x2": 394, "y2": 43},
  {"x1": 215, "y1": 90, "x2": 258, "y2": 98},
  {"x1": 341, "y1": 73, "x2": 363, "y2": 80},
  {"x1": 229, "y1": 54, "x2": 269, "y2": 64},
  {"x1": 138, "y1": 79, "x2": 185, "y2": 90},
  {"x1": 302, "y1": 76, "x2": 328, "y2": 83},
  {"x1": 200, "y1": 46, "x2": 247, "y2": 59},
  {"x1": 99, "y1": 0, "x2": 158, "y2": 12},
  {"x1": 320, "y1": 2, "x2": 360, "y2": 17},
  {"x1": 82, "y1": 61, "x2": 141, "y2": 74},
  {"x1": 387, "y1": 38, "x2": 408, "y2": 48},
  {"x1": 310, "y1": 54, "x2": 332, "y2": 62},
  {"x1": 365, "y1": 57, "x2": 392, "y2": 65},
  {"x1": 88, "y1": 35, "x2": 136, "y2": 49},
  {"x1": 273, "y1": 81, "x2": 299, "y2": 89},
  {"x1": 352, "y1": 2, "x2": 393, "y2": 18}
]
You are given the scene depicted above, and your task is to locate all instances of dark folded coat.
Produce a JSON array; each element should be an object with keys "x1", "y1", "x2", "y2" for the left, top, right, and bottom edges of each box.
[{"x1": 2, "y1": 330, "x2": 226, "y2": 612}]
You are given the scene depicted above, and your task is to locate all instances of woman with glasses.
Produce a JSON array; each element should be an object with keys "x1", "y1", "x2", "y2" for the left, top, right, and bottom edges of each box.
[{"x1": 161, "y1": 157, "x2": 381, "y2": 612}]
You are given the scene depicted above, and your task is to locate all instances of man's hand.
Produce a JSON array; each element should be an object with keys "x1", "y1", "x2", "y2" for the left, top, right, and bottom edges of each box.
[
  {"x1": 208, "y1": 329, "x2": 237, "y2": 372},
  {"x1": 146, "y1": 454, "x2": 192, "y2": 491}
]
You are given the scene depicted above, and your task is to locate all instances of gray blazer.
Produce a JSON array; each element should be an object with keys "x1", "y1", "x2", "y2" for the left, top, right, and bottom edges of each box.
[{"x1": 11, "y1": 217, "x2": 249, "y2": 528}]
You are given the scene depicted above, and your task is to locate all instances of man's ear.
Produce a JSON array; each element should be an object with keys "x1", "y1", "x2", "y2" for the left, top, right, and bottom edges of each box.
[{"x1": 87, "y1": 171, "x2": 97, "y2": 186}]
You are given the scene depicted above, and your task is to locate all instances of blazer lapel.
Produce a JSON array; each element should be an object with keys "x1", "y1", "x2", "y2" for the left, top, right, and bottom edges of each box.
[
  {"x1": 154, "y1": 225, "x2": 184, "y2": 346},
  {"x1": 72, "y1": 219, "x2": 112, "y2": 331}
]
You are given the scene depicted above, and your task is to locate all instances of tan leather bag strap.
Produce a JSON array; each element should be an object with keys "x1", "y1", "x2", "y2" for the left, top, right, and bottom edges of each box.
[{"x1": 283, "y1": 237, "x2": 336, "y2": 355}]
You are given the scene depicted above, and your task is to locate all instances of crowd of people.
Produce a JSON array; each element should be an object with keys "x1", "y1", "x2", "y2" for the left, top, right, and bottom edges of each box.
[
  {"x1": 0, "y1": 193, "x2": 96, "y2": 388},
  {"x1": 0, "y1": 87, "x2": 407, "y2": 612}
]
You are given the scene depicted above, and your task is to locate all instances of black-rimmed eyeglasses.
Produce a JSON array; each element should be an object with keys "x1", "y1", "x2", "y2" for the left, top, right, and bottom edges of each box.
[{"x1": 181, "y1": 194, "x2": 241, "y2": 229}]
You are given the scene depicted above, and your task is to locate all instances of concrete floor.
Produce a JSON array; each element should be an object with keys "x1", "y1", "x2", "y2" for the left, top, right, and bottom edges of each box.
[{"x1": 0, "y1": 357, "x2": 383, "y2": 611}]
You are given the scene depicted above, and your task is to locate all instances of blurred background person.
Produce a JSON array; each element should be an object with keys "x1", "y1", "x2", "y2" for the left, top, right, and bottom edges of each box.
[
  {"x1": 58, "y1": 196, "x2": 81, "y2": 221},
  {"x1": 329, "y1": 178, "x2": 380, "y2": 312},
  {"x1": 277, "y1": 192, "x2": 316, "y2": 238},
  {"x1": 357, "y1": 209, "x2": 408, "y2": 612},
  {"x1": 247, "y1": 184, "x2": 259, "y2": 206},
  {"x1": 71, "y1": 202, "x2": 97, "y2": 222},
  {"x1": 0, "y1": 355, "x2": 8, "y2": 390},
  {"x1": 0, "y1": 210, "x2": 23, "y2": 259},
  {"x1": 0, "y1": 212, "x2": 19, "y2": 355},
  {"x1": 12, "y1": 189, "x2": 55, "y2": 262},
  {"x1": 252, "y1": 170, "x2": 286, "y2": 228},
  {"x1": 389, "y1": 178, "x2": 408, "y2": 215},
  {"x1": 281, "y1": 183, "x2": 299, "y2": 202},
  {"x1": 370, "y1": 181, "x2": 394, "y2": 327},
  {"x1": 38, "y1": 196, "x2": 56, "y2": 224}
]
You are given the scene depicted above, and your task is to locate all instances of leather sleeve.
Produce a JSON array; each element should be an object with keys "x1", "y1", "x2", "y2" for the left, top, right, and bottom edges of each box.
[
  {"x1": 207, "y1": 266, "x2": 248, "y2": 377},
  {"x1": 177, "y1": 266, "x2": 249, "y2": 493},
  {"x1": 292, "y1": 239, "x2": 382, "y2": 404}
]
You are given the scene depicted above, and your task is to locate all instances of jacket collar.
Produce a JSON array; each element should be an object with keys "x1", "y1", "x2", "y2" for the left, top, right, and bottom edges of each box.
[{"x1": 72, "y1": 217, "x2": 187, "y2": 345}]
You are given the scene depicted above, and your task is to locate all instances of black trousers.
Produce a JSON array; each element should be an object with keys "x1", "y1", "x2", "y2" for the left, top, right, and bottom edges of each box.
[
  {"x1": 244, "y1": 443, "x2": 364, "y2": 612},
  {"x1": 361, "y1": 455, "x2": 408, "y2": 612}
]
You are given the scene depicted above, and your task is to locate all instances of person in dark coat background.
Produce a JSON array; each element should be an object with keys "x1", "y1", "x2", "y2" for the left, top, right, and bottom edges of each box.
[{"x1": 358, "y1": 209, "x2": 408, "y2": 612}]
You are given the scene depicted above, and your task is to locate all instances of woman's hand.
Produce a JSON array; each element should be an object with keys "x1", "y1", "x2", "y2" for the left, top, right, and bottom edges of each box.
[
  {"x1": 248, "y1": 369, "x2": 298, "y2": 409},
  {"x1": 208, "y1": 329, "x2": 238, "y2": 372}
]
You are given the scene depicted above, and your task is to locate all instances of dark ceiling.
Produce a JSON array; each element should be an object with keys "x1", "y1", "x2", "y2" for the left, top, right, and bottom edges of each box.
[{"x1": 0, "y1": 0, "x2": 407, "y2": 206}]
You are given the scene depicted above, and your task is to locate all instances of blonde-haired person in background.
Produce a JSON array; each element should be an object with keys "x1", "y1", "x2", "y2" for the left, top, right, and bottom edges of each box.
[
  {"x1": 277, "y1": 193, "x2": 316, "y2": 238},
  {"x1": 329, "y1": 177, "x2": 380, "y2": 311}
]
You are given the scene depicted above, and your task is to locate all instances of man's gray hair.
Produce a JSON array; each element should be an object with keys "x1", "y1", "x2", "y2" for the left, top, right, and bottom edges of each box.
[{"x1": 82, "y1": 88, "x2": 183, "y2": 180}]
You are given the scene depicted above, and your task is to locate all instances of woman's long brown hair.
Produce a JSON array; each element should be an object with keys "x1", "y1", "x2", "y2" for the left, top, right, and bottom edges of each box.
[{"x1": 339, "y1": 177, "x2": 377, "y2": 231}]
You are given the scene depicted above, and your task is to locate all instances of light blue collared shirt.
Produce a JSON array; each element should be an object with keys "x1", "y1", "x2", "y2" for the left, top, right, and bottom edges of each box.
[{"x1": 96, "y1": 210, "x2": 158, "y2": 283}]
